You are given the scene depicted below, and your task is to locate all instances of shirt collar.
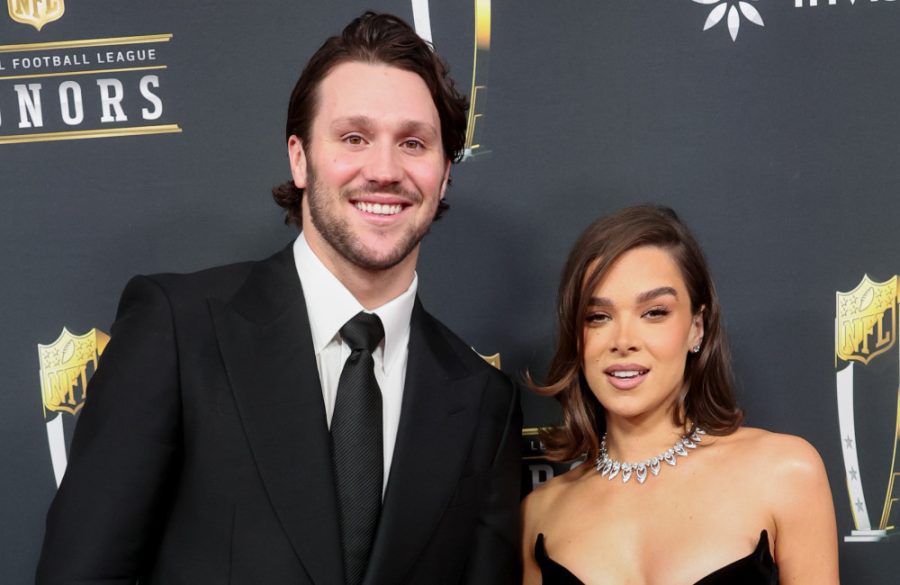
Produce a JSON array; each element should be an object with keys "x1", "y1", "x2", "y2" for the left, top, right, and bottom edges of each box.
[{"x1": 293, "y1": 233, "x2": 416, "y2": 375}]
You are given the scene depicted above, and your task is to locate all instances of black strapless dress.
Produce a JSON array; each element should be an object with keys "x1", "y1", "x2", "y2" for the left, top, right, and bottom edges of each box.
[{"x1": 535, "y1": 530, "x2": 778, "y2": 584}]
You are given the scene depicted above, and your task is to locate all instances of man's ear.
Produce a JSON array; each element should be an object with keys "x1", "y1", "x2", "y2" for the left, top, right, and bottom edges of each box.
[
  {"x1": 288, "y1": 135, "x2": 308, "y2": 189},
  {"x1": 439, "y1": 159, "x2": 451, "y2": 200}
]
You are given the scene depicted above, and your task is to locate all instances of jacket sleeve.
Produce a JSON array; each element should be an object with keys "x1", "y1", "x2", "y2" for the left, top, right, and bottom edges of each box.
[
  {"x1": 461, "y1": 378, "x2": 522, "y2": 585},
  {"x1": 36, "y1": 275, "x2": 182, "y2": 585}
]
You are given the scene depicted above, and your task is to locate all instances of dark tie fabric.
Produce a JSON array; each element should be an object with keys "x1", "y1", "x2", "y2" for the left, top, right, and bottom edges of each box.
[{"x1": 331, "y1": 311, "x2": 385, "y2": 585}]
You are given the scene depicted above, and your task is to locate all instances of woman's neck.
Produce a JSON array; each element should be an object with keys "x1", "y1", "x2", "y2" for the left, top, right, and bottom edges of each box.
[{"x1": 603, "y1": 409, "x2": 691, "y2": 463}]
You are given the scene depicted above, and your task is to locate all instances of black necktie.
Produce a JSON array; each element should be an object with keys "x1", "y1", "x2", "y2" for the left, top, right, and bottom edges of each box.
[{"x1": 331, "y1": 311, "x2": 385, "y2": 585}]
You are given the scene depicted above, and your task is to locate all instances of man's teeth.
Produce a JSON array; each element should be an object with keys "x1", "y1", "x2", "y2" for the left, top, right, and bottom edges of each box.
[
  {"x1": 610, "y1": 370, "x2": 644, "y2": 378},
  {"x1": 356, "y1": 202, "x2": 403, "y2": 215}
]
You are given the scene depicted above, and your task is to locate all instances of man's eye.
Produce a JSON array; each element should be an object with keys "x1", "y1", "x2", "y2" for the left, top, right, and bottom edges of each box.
[
  {"x1": 343, "y1": 135, "x2": 365, "y2": 145},
  {"x1": 402, "y1": 139, "x2": 424, "y2": 150}
]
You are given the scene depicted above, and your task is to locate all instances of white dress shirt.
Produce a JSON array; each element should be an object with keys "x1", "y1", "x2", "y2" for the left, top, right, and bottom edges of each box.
[{"x1": 293, "y1": 233, "x2": 415, "y2": 492}]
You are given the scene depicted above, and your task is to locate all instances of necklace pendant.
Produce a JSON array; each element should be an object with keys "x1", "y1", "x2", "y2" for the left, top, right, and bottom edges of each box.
[
  {"x1": 600, "y1": 459, "x2": 612, "y2": 476},
  {"x1": 663, "y1": 449, "x2": 676, "y2": 466},
  {"x1": 649, "y1": 457, "x2": 661, "y2": 476},
  {"x1": 635, "y1": 464, "x2": 648, "y2": 484},
  {"x1": 621, "y1": 463, "x2": 633, "y2": 483},
  {"x1": 608, "y1": 461, "x2": 621, "y2": 480},
  {"x1": 674, "y1": 441, "x2": 688, "y2": 457}
]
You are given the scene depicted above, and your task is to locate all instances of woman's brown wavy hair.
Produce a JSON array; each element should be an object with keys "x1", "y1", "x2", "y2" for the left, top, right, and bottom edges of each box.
[{"x1": 531, "y1": 204, "x2": 743, "y2": 462}]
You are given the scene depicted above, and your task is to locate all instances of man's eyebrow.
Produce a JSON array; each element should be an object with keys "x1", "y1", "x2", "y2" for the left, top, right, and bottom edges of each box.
[
  {"x1": 396, "y1": 120, "x2": 438, "y2": 139},
  {"x1": 330, "y1": 116, "x2": 438, "y2": 139},
  {"x1": 588, "y1": 287, "x2": 677, "y2": 308},
  {"x1": 331, "y1": 116, "x2": 375, "y2": 131}
]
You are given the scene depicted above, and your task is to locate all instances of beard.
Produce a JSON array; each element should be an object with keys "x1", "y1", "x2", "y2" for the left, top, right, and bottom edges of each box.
[{"x1": 306, "y1": 164, "x2": 433, "y2": 271}]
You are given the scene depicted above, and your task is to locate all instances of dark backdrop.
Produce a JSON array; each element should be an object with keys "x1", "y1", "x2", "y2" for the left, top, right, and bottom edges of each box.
[{"x1": 2, "y1": 1, "x2": 898, "y2": 583}]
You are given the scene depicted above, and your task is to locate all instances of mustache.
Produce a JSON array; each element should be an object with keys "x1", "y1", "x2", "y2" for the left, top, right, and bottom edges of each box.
[{"x1": 342, "y1": 182, "x2": 422, "y2": 204}]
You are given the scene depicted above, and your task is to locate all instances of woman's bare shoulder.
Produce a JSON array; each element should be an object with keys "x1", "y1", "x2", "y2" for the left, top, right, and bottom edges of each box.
[
  {"x1": 725, "y1": 429, "x2": 838, "y2": 581},
  {"x1": 725, "y1": 427, "x2": 823, "y2": 462},
  {"x1": 718, "y1": 427, "x2": 828, "y2": 495}
]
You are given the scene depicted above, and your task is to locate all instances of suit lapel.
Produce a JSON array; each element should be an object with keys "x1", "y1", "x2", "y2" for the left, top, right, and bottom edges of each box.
[
  {"x1": 364, "y1": 301, "x2": 488, "y2": 585},
  {"x1": 210, "y1": 245, "x2": 344, "y2": 585}
]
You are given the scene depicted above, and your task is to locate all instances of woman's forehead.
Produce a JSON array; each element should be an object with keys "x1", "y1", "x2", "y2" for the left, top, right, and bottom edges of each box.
[{"x1": 588, "y1": 246, "x2": 687, "y2": 300}]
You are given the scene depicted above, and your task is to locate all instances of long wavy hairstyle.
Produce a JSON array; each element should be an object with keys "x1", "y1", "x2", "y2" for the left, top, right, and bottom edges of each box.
[{"x1": 531, "y1": 205, "x2": 743, "y2": 462}]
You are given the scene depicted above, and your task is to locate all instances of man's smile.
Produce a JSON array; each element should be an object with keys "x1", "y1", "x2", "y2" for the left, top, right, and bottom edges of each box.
[{"x1": 354, "y1": 201, "x2": 404, "y2": 215}]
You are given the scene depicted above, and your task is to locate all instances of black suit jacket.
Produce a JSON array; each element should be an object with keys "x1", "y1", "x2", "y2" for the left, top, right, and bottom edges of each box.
[{"x1": 36, "y1": 245, "x2": 521, "y2": 585}]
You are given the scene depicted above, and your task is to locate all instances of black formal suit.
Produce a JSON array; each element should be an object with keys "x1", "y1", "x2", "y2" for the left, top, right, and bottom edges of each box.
[{"x1": 36, "y1": 245, "x2": 521, "y2": 585}]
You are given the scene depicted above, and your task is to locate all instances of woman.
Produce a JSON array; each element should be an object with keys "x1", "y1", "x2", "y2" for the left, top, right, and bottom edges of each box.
[{"x1": 522, "y1": 205, "x2": 838, "y2": 584}]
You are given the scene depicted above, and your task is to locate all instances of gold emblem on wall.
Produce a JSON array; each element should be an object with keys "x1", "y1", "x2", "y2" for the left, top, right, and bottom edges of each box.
[
  {"x1": 7, "y1": 0, "x2": 65, "y2": 31},
  {"x1": 473, "y1": 349, "x2": 501, "y2": 370},
  {"x1": 834, "y1": 274, "x2": 900, "y2": 542},
  {"x1": 38, "y1": 327, "x2": 109, "y2": 418},
  {"x1": 38, "y1": 326, "x2": 109, "y2": 487},
  {"x1": 836, "y1": 275, "x2": 896, "y2": 366}
]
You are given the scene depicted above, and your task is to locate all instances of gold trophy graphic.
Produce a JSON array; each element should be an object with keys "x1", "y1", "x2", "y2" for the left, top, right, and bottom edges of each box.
[
  {"x1": 7, "y1": 0, "x2": 65, "y2": 31},
  {"x1": 410, "y1": 0, "x2": 490, "y2": 160},
  {"x1": 835, "y1": 275, "x2": 899, "y2": 541},
  {"x1": 38, "y1": 327, "x2": 109, "y2": 487}
]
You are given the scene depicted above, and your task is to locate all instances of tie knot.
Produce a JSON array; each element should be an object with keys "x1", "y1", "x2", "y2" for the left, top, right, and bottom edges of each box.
[{"x1": 340, "y1": 312, "x2": 384, "y2": 354}]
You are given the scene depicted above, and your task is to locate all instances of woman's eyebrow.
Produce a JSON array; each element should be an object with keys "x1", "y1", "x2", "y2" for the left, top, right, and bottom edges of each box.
[
  {"x1": 588, "y1": 286, "x2": 677, "y2": 308},
  {"x1": 636, "y1": 286, "x2": 677, "y2": 304},
  {"x1": 588, "y1": 296, "x2": 613, "y2": 308}
]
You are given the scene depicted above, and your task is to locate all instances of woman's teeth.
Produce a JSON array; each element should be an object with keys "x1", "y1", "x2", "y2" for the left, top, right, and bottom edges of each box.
[
  {"x1": 610, "y1": 370, "x2": 643, "y2": 378},
  {"x1": 356, "y1": 202, "x2": 403, "y2": 215}
]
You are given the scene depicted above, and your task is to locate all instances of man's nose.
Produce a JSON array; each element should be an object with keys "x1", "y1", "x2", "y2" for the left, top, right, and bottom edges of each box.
[{"x1": 362, "y1": 141, "x2": 403, "y2": 185}]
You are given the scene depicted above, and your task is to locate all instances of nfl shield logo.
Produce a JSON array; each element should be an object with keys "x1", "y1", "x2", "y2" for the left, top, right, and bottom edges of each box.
[
  {"x1": 38, "y1": 326, "x2": 109, "y2": 487},
  {"x1": 835, "y1": 275, "x2": 897, "y2": 366},
  {"x1": 38, "y1": 327, "x2": 109, "y2": 418},
  {"x1": 7, "y1": 0, "x2": 65, "y2": 31}
]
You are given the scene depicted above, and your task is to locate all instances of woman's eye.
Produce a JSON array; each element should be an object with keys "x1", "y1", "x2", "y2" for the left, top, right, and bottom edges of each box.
[
  {"x1": 644, "y1": 307, "x2": 670, "y2": 319},
  {"x1": 586, "y1": 312, "x2": 610, "y2": 324}
]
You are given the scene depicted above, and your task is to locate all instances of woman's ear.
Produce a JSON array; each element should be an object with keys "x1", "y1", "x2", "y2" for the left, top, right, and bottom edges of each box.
[{"x1": 690, "y1": 305, "x2": 705, "y2": 352}]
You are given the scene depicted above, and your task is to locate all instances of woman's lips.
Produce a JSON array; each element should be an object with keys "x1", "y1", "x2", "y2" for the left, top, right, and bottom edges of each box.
[{"x1": 604, "y1": 365, "x2": 649, "y2": 390}]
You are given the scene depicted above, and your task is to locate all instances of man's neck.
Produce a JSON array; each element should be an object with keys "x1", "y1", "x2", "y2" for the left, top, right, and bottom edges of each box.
[{"x1": 304, "y1": 231, "x2": 417, "y2": 310}]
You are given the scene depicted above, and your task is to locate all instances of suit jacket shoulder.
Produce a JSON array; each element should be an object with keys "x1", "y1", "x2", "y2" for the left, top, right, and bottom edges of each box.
[{"x1": 415, "y1": 307, "x2": 513, "y2": 389}]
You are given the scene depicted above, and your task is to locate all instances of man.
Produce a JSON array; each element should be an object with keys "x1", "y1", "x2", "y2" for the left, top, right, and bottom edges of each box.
[{"x1": 36, "y1": 12, "x2": 520, "y2": 585}]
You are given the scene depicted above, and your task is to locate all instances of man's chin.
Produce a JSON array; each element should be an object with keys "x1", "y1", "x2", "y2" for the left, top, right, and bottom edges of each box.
[
  {"x1": 313, "y1": 215, "x2": 427, "y2": 273},
  {"x1": 346, "y1": 245, "x2": 416, "y2": 272}
]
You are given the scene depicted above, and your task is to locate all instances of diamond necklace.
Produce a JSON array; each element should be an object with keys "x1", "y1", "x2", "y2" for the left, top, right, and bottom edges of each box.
[{"x1": 595, "y1": 427, "x2": 706, "y2": 485}]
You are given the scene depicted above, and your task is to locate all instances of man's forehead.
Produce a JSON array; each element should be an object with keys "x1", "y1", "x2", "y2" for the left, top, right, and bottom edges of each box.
[{"x1": 314, "y1": 61, "x2": 439, "y2": 120}]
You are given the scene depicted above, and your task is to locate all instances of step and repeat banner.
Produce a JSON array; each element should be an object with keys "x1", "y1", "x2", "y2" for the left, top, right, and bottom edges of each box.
[{"x1": 1, "y1": 1, "x2": 898, "y2": 583}]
